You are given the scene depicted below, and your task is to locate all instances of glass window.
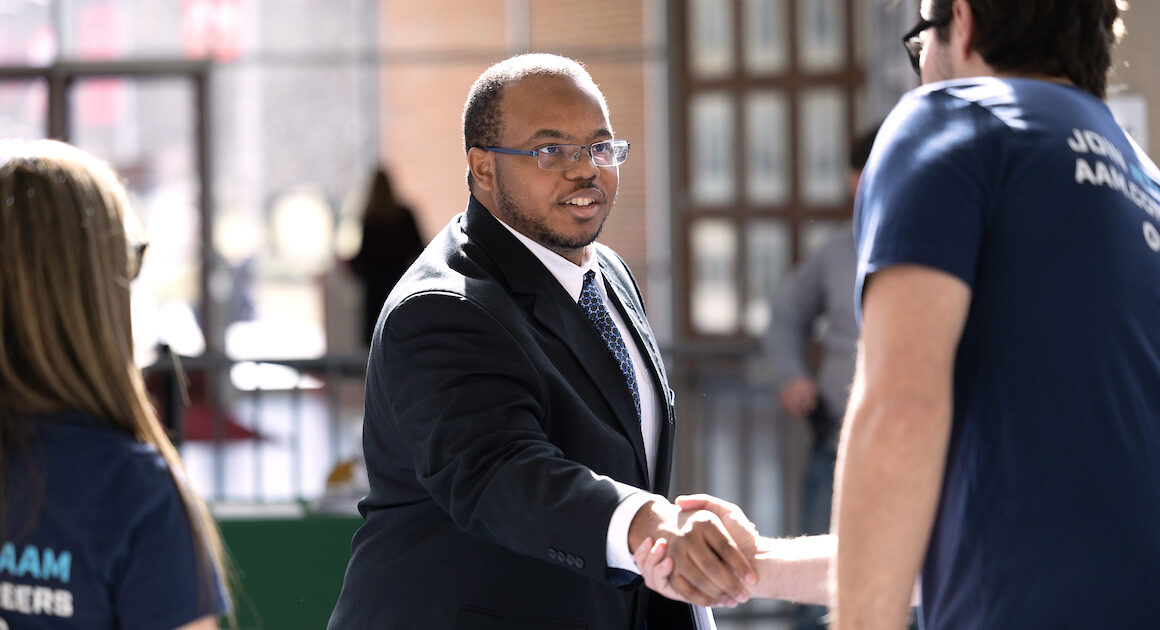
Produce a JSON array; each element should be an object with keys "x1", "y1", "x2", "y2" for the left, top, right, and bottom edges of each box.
[
  {"x1": 211, "y1": 62, "x2": 377, "y2": 360},
  {"x1": 688, "y1": 0, "x2": 734, "y2": 78},
  {"x1": 799, "y1": 87, "x2": 847, "y2": 205},
  {"x1": 0, "y1": 79, "x2": 48, "y2": 138},
  {"x1": 690, "y1": 91, "x2": 736, "y2": 206},
  {"x1": 57, "y1": 0, "x2": 179, "y2": 60},
  {"x1": 0, "y1": 0, "x2": 54, "y2": 65},
  {"x1": 68, "y1": 76, "x2": 204, "y2": 363},
  {"x1": 864, "y1": 0, "x2": 922, "y2": 119},
  {"x1": 743, "y1": 0, "x2": 788, "y2": 75},
  {"x1": 745, "y1": 220, "x2": 790, "y2": 336},
  {"x1": 254, "y1": 0, "x2": 372, "y2": 56},
  {"x1": 797, "y1": 0, "x2": 846, "y2": 72},
  {"x1": 745, "y1": 90, "x2": 790, "y2": 204},
  {"x1": 54, "y1": 0, "x2": 348, "y2": 61},
  {"x1": 47, "y1": 0, "x2": 372, "y2": 62},
  {"x1": 690, "y1": 218, "x2": 739, "y2": 334}
]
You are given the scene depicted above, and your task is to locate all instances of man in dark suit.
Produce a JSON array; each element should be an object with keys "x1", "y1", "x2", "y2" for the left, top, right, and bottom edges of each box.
[{"x1": 328, "y1": 53, "x2": 754, "y2": 629}]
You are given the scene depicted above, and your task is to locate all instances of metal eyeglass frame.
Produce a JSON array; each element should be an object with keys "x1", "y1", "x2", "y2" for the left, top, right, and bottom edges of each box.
[{"x1": 479, "y1": 139, "x2": 630, "y2": 171}]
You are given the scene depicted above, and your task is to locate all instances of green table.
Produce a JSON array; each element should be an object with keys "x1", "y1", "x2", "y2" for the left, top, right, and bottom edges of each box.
[{"x1": 217, "y1": 510, "x2": 361, "y2": 629}]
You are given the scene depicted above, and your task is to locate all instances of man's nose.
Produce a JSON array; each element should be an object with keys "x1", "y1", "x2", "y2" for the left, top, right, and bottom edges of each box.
[{"x1": 564, "y1": 147, "x2": 599, "y2": 179}]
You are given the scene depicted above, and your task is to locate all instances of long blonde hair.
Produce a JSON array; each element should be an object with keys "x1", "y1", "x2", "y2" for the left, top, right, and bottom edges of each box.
[{"x1": 0, "y1": 139, "x2": 229, "y2": 610}]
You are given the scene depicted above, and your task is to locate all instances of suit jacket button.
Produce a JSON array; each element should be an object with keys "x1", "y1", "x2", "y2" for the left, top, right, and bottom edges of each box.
[
  {"x1": 548, "y1": 548, "x2": 558, "y2": 561},
  {"x1": 576, "y1": 557, "x2": 585, "y2": 569}
]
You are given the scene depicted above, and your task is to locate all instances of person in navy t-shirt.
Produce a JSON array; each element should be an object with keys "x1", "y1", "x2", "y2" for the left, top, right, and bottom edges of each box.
[
  {"x1": 618, "y1": 1, "x2": 1158, "y2": 626},
  {"x1": 0, "y1": 140, "x2": 230, "y2": 629},
  {"x1": 831, "y1": 0, "x2": 1160, "y2": 628}
]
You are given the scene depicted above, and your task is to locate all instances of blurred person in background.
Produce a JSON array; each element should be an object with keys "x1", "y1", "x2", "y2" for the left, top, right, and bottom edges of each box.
[
  {"x1": 765, "y1": 124, "x2": 878, "y2": 630},
  {"x1": 328, "y1": 53, "x2": 754, "y2": 629},
  {"x1": 0, "y1": 139, "x2": 231, "y2": 629},
  {"x1": 347, "y1": 166, "x2": 425, "y2": 345}
]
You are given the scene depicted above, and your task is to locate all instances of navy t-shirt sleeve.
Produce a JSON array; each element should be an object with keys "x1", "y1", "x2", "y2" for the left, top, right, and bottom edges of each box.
[
  {"x1": 110, "y1": 447, "x2": 228, "y2": 629},
  {"x1": 855, "y1": 88, "x2": 1000, "y2": 314}
]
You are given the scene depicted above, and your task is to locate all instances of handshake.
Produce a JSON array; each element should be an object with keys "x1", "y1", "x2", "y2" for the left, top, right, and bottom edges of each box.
[{"x1": 627, "y1": 494, "x2": 834, "y2": 608}]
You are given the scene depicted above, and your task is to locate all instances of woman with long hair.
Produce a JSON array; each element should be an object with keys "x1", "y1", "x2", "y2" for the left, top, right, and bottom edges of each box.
[{"x1": 0, "y1": 140, "x2": 230, "y2": 628}]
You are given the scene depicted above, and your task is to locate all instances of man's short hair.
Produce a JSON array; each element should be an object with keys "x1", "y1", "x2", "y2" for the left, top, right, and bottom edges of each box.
[
  {"x1": 929, "y1": 0, "x2": 1125, "y2": 98},
  {"x1": 462, "y1": 53, "x2": 607, "y2": 190}
]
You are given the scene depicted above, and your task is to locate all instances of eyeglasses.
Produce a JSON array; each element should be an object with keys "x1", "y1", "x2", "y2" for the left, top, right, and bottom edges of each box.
[
  {"x1": 479, "y1": 139, "x2": 630, "y2": 171},
  {"x1": 901, "y1": 16, "x2": 947, "y2": 76}
]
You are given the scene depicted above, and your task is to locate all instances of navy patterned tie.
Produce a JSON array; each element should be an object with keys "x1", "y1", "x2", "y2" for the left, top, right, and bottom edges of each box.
[{"x1": 578, "y1": 270, "x2": 641, "y2": 421}]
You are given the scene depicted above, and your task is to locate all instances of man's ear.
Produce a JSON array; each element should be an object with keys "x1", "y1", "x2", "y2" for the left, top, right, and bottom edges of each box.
[
  {"x1": 949, "y1": 0, "x2": 976, "y2": 63},
  {"x1": 467, "y1": 147, "x2": 496, "y2": 193}
]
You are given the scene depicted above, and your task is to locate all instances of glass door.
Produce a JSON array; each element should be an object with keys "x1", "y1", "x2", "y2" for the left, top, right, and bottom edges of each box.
[
  {"x1": 67, "y1": 73, "x2": 207, "y2": 364},
  {"x1": 0, "y1": 78, "x2": 48, "y2": 139}
]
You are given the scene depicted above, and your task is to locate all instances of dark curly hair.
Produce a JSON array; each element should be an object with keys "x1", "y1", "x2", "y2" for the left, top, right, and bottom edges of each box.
[
  {"x1": 462, "y1": 53, "x2": 607, "y2": 190},
  {"x1": 928, "y1": 0, "x2": 1125, "y2": 98}
]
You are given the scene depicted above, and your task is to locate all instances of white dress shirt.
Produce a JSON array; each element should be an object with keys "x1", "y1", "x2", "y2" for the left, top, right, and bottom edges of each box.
[{"x1": 496, "y1": 219, "x2": 664, "y2": 573}]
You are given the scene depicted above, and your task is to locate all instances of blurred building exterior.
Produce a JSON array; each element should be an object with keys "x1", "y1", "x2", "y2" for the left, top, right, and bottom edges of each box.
[{"x1": 2, "y1": 0, "x2": 1153, "y2": 362}]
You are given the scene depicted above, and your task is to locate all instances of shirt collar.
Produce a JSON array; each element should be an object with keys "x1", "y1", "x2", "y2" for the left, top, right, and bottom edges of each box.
[{"x1": 494, "y1": 215, "x2": 598, "y2": 303}]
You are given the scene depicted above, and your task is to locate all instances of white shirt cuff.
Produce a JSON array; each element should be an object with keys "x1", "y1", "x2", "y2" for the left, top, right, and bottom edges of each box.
[{"x1": 606, "y1": 491, "x2": 668, "y2": 573}]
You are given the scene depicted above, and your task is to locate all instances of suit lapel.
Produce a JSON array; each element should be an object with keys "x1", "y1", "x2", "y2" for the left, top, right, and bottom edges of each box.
[
  {"x1": 598, "y1": 258, "x2": 669, "y2": 396},
  {"x1": 598, "y1": 255, "x2": 675, "y2": 494},
  {"x1": 461, "y1": 199, "x2": 650, "y2": 484},
  {"x1": 528, "y1": 296, "x2": 650, "y2": 484}
]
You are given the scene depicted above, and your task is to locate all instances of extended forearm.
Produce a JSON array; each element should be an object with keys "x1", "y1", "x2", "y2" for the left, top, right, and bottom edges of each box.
[{"x1": 751, "y1": 534, "x2": 834, "y2": 605}]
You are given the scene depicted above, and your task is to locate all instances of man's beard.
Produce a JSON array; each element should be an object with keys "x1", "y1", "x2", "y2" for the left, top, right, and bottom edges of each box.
[{"x1": 493, "y1": 175, "x2": 610, "y2": 254}]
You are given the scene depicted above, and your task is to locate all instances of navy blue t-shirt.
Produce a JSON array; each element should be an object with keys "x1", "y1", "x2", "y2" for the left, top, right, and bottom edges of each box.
[
  {"x1": 856, "y1": 77, "x2": 1160, "y2": 629},
  {"x1": 1, "y1": 412, "x2": 229, "y2": 629}
]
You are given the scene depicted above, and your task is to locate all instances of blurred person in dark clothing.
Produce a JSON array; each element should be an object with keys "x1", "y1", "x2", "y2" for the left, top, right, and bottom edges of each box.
[{"x1": 348, "y1": 166, "x2": 425, "y2": 345}]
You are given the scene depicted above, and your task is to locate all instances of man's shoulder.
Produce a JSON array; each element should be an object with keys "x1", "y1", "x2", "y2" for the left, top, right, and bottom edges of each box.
[
  {"x1": 912, "y1": 76, "x2": 1030, "y2": 105},
  {"x1": 872, "y1": 79, "x2": 1023, "y2": 174},
  {"x1": 887, "y1": 78, "x2": 1012, "y2": 135},
  {"x1": 385, "y1": 248, "x2": 496, "y2": 314},
  {"x1": 381, "y1": 214, "x2": 542, "y2": 329},
  {"x1": 909, "y1": 77, "x2": 1100, "y2": 132}
]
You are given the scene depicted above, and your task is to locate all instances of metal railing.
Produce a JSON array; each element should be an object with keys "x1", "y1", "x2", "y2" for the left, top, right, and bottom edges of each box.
[
  {"x1": 145, "y1": 343, "x2": 805, "y2": 626},
  {"x1": 667, "y1": 343, "x2": 804, "y2": 628},
  {"x1": 144, "y1": 348, "x2": 369, "y2": 504}
]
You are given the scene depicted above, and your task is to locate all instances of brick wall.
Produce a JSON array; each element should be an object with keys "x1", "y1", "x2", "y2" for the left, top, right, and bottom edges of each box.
[{"x1": 377, "y1": 0, "x2": 659, "y2": 296}]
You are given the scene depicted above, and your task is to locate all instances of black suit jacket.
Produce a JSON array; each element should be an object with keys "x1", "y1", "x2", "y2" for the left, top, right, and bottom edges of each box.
[{"x1": 329, "y1": 197, "x2": 695, "y2": 629}]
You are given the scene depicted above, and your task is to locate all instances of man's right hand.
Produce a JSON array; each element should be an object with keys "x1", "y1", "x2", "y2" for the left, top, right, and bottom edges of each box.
[
  {"x1": 639, "y1": 497, "x2": 840, "y2": 607},
  {"x1": 674, "y1": 494, "x2": 759, "y2": 557},
  {"x1": 627, "y1": 499, "x2": 756, "y2": 607},
  {"x1": 779, "y1": 376, "x2": 818, "y2": 419}
]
